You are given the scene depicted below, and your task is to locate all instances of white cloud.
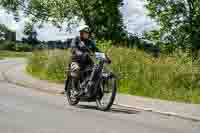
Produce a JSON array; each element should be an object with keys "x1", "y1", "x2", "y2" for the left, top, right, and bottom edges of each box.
[
  {"x1": 36, "y1": 23, "x2": 79, "y2": 41},
  {"x1": 0, "y1": 9, "x2": 78, "y2": 41},
  {"x1": 122, "y1": 0, "x2": 157, "y2": 35},
  {"x1": 0, "y1": 10, "x2": 17, "y2": 31},
  {"x1": 0, "y1": 9, "x2": 26, "y2": 40}
]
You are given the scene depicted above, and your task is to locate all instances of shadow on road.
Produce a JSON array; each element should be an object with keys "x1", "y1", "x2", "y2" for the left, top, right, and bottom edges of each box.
[
  {"x1": 111, "y1": 107, "x2": 140, "y2": 114},
  {"x1": 77, "y1": 104, "x2": 140, "y2": 115}
]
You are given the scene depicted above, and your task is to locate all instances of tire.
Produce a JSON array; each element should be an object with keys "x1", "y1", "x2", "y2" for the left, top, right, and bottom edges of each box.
[
  {"x1": 96, "y1": 77, "x2": 117, "y2": 111},
  {"x1": 65, "y1": 78, "x2": 80, "y2": 106}
]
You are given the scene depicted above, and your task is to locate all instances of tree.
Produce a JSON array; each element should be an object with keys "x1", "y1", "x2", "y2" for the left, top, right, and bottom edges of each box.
[
  {"x1": 145, "y1": 0, "x2": 198, "y2": 56},
  {"x1": 0, "y1": 0, "x2": 125, "y2": 41},
  {"x1": 23, "y1": 22, "x2": 39, "y2": 46},
  {"x1": 0, "y1": 24, "x2": 16, "y2": 41},
  {"x1": 78, "y1": 0, "x2": 125, "y2": 40},
  {"x1": 0, "y1": 24, "x2": 7, "y2": 41}
]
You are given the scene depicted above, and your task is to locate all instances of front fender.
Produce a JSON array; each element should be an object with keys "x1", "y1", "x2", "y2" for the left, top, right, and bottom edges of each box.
[{"x1": 102, "y1": 72, "x2": 118, "y2": 80}]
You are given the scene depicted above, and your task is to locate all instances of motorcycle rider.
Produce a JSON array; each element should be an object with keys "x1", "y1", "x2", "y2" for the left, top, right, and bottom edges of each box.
[{"x1": 69, "y1": 25, "x2": 100, "y2": 96}]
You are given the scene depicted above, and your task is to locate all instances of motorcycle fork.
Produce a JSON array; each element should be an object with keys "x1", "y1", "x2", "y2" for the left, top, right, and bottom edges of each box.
[{"x1": 89, "y1": 65, "x2": 103, "y2": 96}]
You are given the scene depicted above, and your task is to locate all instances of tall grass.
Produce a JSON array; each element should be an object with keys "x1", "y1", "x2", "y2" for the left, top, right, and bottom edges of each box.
[
  {"x1": 109, "y1": 47, "x2": 199, "y2": 103},
  {"x1": 27, "y1": 48, "x2": 200, "y2": 103},
  {"x1": 27, "y1": 49, "x2": 70, "y2": 83}
]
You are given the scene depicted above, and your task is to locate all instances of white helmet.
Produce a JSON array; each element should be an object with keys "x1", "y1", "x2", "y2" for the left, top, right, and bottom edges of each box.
[{"x1": 79, "y1": 25, "x2": 90, "y2": 33}]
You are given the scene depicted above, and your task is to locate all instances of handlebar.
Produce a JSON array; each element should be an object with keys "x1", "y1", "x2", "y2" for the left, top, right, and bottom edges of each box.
[
  {"x1": 95, "y1": 52, "x2": 111, "y2": 64},
  {"x1": 80, "y1": 44, "x2": 111, "y2": 64}
]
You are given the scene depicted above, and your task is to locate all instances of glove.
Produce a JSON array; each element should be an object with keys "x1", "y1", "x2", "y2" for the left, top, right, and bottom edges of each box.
[{"x1": 106, "y1": 56, "x2": 112, "y2": 64}]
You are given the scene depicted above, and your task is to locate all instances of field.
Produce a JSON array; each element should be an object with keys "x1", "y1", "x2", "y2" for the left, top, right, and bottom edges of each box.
[
  {"x1": 26, "y1": 48, "x2": 200, "y2": 104},
  {"x1": 0, "y1": 50, "x2": 30, "y2": 59}
]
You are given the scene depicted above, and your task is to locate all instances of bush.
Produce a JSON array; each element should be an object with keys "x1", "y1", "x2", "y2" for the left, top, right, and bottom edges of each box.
[
  {"x1": 0, "y1": 41, "x2": 16, "y2": 51},
  {"x1": 96, "y1": 40, "x2": 112, "y2": 52},
  {"x1": 15, "y1": 43, "x2": 32, "y2": 52},
  {"x1": 0, "y1": 41, "x2": 32, "y2": 52}
]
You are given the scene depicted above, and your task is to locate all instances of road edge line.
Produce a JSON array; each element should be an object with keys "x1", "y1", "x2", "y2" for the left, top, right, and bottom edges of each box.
[
  {"x1": 1, "y1": 64, "x2": 64, "y2": 96},
  {"x1": 114, "y1": 103, "x2": 200, "y2": 122}
]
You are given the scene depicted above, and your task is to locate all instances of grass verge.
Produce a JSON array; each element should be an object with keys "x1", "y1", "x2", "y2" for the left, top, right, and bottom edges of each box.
[
  {"x1": 26, "y1": 48, "x2": 200, "y2": 104},
  {"x1": 0, "y1": 50, "x2": 30, "y2": 59}
]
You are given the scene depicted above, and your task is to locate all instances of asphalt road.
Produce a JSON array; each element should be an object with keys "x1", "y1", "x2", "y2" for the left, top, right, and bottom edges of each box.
[{"x1": 0, "y1": 59, "x2": 200, "y2": 133}]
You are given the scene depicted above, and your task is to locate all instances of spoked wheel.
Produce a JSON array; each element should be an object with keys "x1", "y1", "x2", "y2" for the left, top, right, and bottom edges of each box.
[
  {"x1": 96, "y1": 77, "x2": 117, "y2": 111},
  {"x1": 65, "y1": 78, "x2": 80, "y2": 106}
]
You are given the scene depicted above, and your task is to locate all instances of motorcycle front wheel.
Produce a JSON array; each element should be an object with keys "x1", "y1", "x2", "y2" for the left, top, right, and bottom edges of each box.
[
  {"x1": 96, "y1": 77, "x2": 117, "y2": 111},
  {"x1": 65, "y1": 78, "x2": 80, "y2": 106}
]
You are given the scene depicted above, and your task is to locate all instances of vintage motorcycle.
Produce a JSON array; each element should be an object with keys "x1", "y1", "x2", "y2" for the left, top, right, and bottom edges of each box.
[{"x1": 65, "y1": 52, "x2": 117, "y2": 111}]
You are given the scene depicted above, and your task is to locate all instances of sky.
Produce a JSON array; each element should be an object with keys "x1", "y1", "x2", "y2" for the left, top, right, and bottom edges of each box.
[{"x1": 0, "y1": 0, "x2": 157, "y2": 41}]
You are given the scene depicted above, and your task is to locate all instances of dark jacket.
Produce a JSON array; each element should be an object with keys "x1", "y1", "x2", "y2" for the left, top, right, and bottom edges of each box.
[{"x1": 70, "y1": 36, "x2": 100, "y2": 64}]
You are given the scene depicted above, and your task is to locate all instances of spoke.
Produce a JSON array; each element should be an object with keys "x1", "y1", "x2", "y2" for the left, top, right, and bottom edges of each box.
[{"x1": 99, "y1": 79, "x2": 113, "y2": 106}]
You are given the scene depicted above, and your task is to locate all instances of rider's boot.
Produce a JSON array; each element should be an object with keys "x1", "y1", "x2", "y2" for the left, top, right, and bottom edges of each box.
[{"x1": 72, "y1": 78, "x2": 81, "y2": 97}]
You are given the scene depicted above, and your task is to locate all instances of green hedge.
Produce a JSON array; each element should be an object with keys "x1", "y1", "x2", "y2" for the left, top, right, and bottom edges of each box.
[
  {"x1": 0, "y1": 41, "x2": 16, "y2": 51},
  {"x1": 0, "y1": 41, "x2": 32, "y2": 52}
]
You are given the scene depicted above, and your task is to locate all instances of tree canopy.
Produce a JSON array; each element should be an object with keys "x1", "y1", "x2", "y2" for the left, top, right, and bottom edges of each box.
[
  {"x1": 145, "y1": 0, "x2": 198, "y2": 55},
  {"x1": 0, "y1": 0, "x2": 125, "y2": 40}
]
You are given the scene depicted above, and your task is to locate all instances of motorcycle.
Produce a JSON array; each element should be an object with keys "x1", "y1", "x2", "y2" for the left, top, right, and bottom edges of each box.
[{"x1": 65, "y1": 52, "x2": 117, "y2": 111}]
